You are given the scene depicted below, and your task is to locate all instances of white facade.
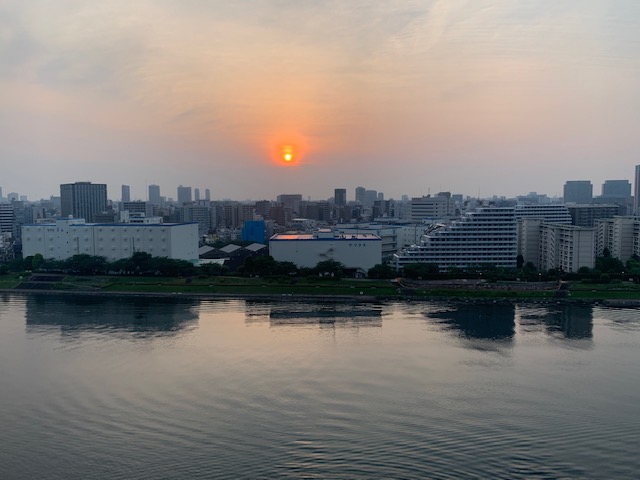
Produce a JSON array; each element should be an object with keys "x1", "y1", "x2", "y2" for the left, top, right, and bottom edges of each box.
[
  {"x1": 335, "y1": 223, "x2": 400, "y2": 261},
  {"x1": 22, "y1": 218, "x2": 198, "y2": 261},
  {"x1": 519, "y1": 220, "x2": 594, "y2": 272},
  {"x1": 540, "y1": 224, "x2": 594, "y2": 272},
  {"x1": 269, "y1": 230, "x2": 382, "y2": 271},
  {"x1": 410, "y1": 195, "x2": 454, "y2": 222},
  {"x1": 514, "y1": 204, "x2": 572, "y2": 224},
  {"x1": 517, "y1": 218, "x2": 543, "y2": 267},
  {"x1": 594, "y1": 216, "x2": 638, "y2": 261},
  {"x1": 393, "y1": 207, "x2": 518, "y2": 271}
]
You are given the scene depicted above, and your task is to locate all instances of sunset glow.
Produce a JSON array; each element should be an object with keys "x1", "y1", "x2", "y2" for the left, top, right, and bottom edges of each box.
[{"x1": 2, "y1": 1, "x2": 640, "y2": 199}]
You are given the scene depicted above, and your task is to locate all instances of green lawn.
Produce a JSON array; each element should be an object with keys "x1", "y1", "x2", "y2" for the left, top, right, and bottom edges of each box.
[
  {"x1": 0, "y1": 274, "x2": 23, "y2": 289},
  {"x1": 10, "y1": 273, "x2": 640, "y2": 301}
]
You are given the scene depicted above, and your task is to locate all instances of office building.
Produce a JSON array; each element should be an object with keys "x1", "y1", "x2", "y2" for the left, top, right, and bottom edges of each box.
[
  {"x1": 355, "y1": 187, "x2": 366, "y2": 204},
  {"x1": 177, "y1": 185, "x2": 192, "y2": 205},
  {"x1": 0, "y1": 203, "x2": 13, "y2": 235},
  {"x1": 194, "y1": 188, "x2": 200, "y2": 202},
  {"x1": 148, "y1": 185, "x2": 161, "y2": 205},
  {"x1": 364, "y1": 190, "x2": 378, "y2": 206},
  {"x1": 205, "y1": 188, "x2": 211, "y2": 201},
  {"x1": 410, "y1": 194, "x2": 454, "y2": 222},
  {"x1": 121, "y1": 185, "x2": 130, "y2": 203},
  {"x1": 276, "y1": 194, "x2": 302, "y2": 216},
  {"x1": 563, "y1": 181, "x2": 593, "y2": 204},
  {"x1": 334, "y1": 188, "x2": 347, "y2": 206},
  {"x1": 602, "y1": 180, "x2": 631, "y2": 198},
  {"x1": 567, "y1": 204, "x2": 623, "y2": 227},
  {"x1": 122, "y1": 201, "x2": 154, "y2": 217},
  {"x1": 60, "y1": 182, "x2": 108, "y2": 223}
]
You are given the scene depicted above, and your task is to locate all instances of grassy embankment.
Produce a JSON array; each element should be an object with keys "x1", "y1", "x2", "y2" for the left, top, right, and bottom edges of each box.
[
  {"x1": 7, "y1": 273, "x2": 640, "y2": 300},
  {"x1": 53, "y1": 275, "x2": 400, "y2": 297},
  {"x1": 0, "y1": 274, "x2": 23, "y2": 289}
]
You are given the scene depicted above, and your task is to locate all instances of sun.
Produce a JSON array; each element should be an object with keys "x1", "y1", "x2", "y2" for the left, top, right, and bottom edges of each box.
[
  {"x1": 281, "y1": 145, "x2": 295, "y2": 164},
  {"x1": 268, "y1": 138, "x2": 307, "y2": 167}
]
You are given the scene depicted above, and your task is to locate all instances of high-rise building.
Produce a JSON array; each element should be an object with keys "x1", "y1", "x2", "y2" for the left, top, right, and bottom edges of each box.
[
  {"x1": 122, "y1": 201, "x2": 154, "y2": 217},
  {"x1": 355, "y1": 187, "x2": 366, "y2": 204},
  {"x1": 334, "y1": 188, "x2": 346, "y2": 206},
  {"x1": 277, "y1": 194, "x2": 302, "y2": 215},
  {"x1": 194, "y1": 188, "x2": 201, "y2": 201},
  {"x1": 410, "y1": 194, "x2": 454, "y2": 222},
  {"x1": 567, "y1": 204, "x2": 623, "y2": 227},
  {"x1": 60, "y1": 182, "x2": 107, "y2": 222},
  {"x1": 205, "y1": 188, "x2": 211, "y2": 201},
  {"x1": 364, "y1": 190, "x2": 378, "y2": 206},
  {"x1": 121, "y1": 185, "x2": 130, "y2": 203},
  {"x1": 634, "y1": 166, "x2": 640, "y2": 215},
  {"x1": 148, "y1": 185, "x2": 161, "y2": 205},
  {"x1": 563, "y1": 181, "x2": 593, "y2": 204},
  {"x1": 177, "y1": 185, "x2": 192, "y2": 205},
  {"x1": 518, "y1": 220, "x2": 595, "y2": 272},
  {"x1": 0, "y1": 203, "x2": 13, "y2": 235},
  {"x1": 602, "y1": 180, "x2": 631, "y2": 198}
]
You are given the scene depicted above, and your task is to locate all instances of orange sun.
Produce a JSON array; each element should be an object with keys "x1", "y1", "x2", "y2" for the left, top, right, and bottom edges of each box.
[
  {"x1": 282, "y1": 145, "x2": 294, "y2": 162},
  {"x1": 268, "y1": 137, "x2": 307, "y2": 167}
]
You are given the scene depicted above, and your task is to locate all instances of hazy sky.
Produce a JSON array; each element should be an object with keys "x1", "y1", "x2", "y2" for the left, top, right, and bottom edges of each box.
[{"x1": 2, "y1": 0, "x2": 640, "y2": 201}]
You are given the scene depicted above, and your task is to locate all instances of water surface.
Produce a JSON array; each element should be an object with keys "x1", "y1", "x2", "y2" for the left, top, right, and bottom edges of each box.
[{"x1": 1, "y1": 293, "x2": 639, "y2": 479}]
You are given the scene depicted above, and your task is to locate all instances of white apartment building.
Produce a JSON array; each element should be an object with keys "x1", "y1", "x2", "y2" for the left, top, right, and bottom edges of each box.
[
  {"x1": 539, "y1": 224, "x2": 594, "y2": 272},
  {"x1": 519, "y1": 219, "x2": 594, "y2": 272},
  {"x1": 514, "y1": 204, "x2": 572, "y2": 224},
  {"x1": 393, "y1": 207, "x2": 518, "y2": 271},
  {"x1": 269, "y1": 229, "x2": 382, "y2": 271},
  {"x1": 22, "y1": 218, "x2": 198, "y2": 261},
  {"x1": 594, "y1": 216, "x2": 638, "y2": 260}
]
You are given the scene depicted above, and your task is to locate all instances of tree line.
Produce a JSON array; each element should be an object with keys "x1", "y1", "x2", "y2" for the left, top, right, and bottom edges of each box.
[{"x1": 3, "y1": 249, "x2": 639, "y2": 283}]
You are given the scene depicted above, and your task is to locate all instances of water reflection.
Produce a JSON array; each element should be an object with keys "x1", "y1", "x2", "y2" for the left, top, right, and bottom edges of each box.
[
  {"x1": 25, "y1": 295, "x2": 198, "y2": 336},
  {"x1": 518, "y1": 305, "x2": 593, "y2": 340},
  {"x1": 245, "y1": 301, "x2": 383, "y2": 328},
  {"x1": 427, "y1": 302, "x2": 516, "y2": 341}
]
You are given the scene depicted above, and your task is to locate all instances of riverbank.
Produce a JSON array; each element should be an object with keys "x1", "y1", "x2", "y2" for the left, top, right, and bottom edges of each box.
[{"x1": 3, "y1": 273, "x2": 640, "y2": 305}]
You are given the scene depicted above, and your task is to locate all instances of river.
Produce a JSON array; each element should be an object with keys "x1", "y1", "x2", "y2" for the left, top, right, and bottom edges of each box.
[{"x1": 1, "y1": 293, "x2": 639, "y2": 479}]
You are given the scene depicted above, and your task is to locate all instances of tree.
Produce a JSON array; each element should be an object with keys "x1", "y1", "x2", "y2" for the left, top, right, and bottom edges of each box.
[
  {"x1": 314, "y1": 260, "x2": 345, "y2": 278},
  {"x1": 595, "y1": 255, "x2": 624, "y2": 274},
  {"x1": 368, "y1": 263, "x2": 396, "y2": 279},
  {"x1": 66, "y1": 254, "x2": 108, "y2": 275},
  {"x1": 32, "y1": 253, "x2": 45, "y2": 271},
  {"x1": 198, "y1": 262, "x2": 229, "y2": 276},
  {"x1": 516, "y1": 254, "x2": 524, "y2": 269},
  {"x1": 403, "y1": 263, "x2": 439, "y2": 279}
]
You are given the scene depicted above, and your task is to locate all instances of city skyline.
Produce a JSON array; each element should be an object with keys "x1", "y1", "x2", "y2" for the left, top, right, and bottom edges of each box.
[
  {"x1": 2, "y1": 1, "x2": 640, "y2": 200},
  {"x1": 1, "y1": 174, "x2": 640, "y2": 204}
]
